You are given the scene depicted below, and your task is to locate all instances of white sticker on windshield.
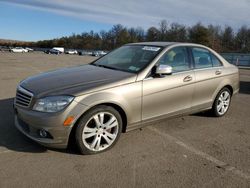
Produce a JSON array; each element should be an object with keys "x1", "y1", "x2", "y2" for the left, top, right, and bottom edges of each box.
[
  {"x1": 142, "y1": 46, "x2": 160, "y2": 51},
  {"x1": 129, "y1": 66, "x2": 139, "y2": 71}
]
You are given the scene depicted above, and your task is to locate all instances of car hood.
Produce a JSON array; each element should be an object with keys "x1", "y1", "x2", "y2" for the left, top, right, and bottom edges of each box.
[{"x1": 20, "y1": 64, "x2": 136, "y2": 97}]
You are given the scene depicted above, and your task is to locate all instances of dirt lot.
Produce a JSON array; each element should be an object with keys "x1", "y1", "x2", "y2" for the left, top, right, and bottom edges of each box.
[{"x1": 0, "y1": 52, "x2": 250, "y2": 188}]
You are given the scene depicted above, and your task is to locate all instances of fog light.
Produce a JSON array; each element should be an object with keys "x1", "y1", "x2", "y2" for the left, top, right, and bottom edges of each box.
[{"x1": 39, "y1": 129, "x2": 48, "y2": 138}]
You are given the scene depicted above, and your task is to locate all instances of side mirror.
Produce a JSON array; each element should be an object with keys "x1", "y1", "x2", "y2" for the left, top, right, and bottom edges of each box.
[{"x1": 155, "y1": 65, "x2": 172, "y2": 76}]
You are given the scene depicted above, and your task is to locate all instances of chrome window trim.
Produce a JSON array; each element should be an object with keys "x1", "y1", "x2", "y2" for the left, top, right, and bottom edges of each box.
[
  {"x1": 193, "y1": 66, "x2": 222, "y2": 72},
  {"x1": 143, "y1": 69, "x2": 195, "y2": 81}
]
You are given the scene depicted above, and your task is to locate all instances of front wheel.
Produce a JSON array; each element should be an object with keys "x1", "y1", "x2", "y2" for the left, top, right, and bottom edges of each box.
[
  {"x1": 211, "y1": 87, "x2": 232, "y2": 117},
  {"x1": 75, "y1": 105, "x2": 122, "y2": 155}
]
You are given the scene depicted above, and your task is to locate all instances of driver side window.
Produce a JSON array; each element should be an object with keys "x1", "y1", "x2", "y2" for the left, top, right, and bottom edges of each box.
[{"x1": 158, "y1": 47, "x2": 190, "y2": 73}]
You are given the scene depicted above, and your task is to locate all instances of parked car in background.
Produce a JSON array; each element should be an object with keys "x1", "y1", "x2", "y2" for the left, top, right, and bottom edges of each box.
[
  {"x1": 0, "y1": 46, "x2": 10, "y2": 52},
  {"x1": 92, "y1": 50, "x2": 107, "y2": 57},
  {"x1": 14, "y1": 42, "x2": 239, "y2": 155},
  {"x1": 52, "y1": 47, "x2": 64, "y2": 53},
  {"x1": 79, "y1": 50, "x2": 93, "y2": 56},
  {"x1": 25, "y1": 47, "x2": 34, "y2": 52},
  {"x1": 10, "y1": 47, "x2": 28, "y2": 53},
  {"x1": 44, "y1": 48, "x2": 62, "y2": 55},
  {"x1": 65, "y1": 49, "x2": 78, "y2": 55}
]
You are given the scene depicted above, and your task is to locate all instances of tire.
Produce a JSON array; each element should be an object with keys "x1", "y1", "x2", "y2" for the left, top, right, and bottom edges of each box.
[
  {"x1": 75, "y1": 105, "x2": 122, "y2": 155},
  {"x1": 211, "y1": 87, "x2": 232, "y2": 117}
]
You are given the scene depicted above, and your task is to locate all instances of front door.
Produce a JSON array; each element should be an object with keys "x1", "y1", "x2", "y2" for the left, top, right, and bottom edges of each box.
[{"x1": 142, "y1": 46, "x2": 195, "y2": 121}]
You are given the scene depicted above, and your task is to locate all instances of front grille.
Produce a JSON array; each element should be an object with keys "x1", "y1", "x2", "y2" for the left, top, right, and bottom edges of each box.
[{"x1": 15, "y1": 86, "x2": 33, "y2": 108}]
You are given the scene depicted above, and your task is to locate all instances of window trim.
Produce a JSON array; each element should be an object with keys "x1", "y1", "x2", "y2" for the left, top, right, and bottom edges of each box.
[
  {"x1": 209, "y1": 52, "x2": 223, "y2": 67},
  {"x1": 156, "y1": 46, "x2": 192, "y2": 73},
  {"x1": 189, "y1": 47, "x2": 224, "y2": 69}
]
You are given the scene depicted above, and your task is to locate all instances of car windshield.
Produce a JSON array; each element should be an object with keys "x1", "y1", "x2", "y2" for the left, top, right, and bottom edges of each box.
[{"x1": 92, "y1": 45, "x2": 163, "y2": 73}]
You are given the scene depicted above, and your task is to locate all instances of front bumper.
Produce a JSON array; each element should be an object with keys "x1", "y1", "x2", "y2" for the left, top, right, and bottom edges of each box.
[
  {"x1": 15, "y1": 115, "x2": 69, "y2": 149},
  {"x1": 14, "y1": 100, "x2": 89, "y2": 149}
]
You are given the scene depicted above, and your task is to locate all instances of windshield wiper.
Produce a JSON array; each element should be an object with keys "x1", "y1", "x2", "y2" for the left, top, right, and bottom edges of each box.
[{"x1": 94, "y1": 64, "x2": 120, "y2": 71}]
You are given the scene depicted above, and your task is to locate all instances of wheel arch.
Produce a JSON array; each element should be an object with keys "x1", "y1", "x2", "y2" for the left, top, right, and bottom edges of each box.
[
  {"x1": 97, "y1": 102, "x2": 128, "y2": 133},
  {"x1": 223, "y1": 85, "x2": 233, "y2": 95},
  {"x1": 212, "y1": 84, "x2": 234, "y2": 105},
  {"x1": 68, "y1": 102, "x2": 128, "y2": 147}
]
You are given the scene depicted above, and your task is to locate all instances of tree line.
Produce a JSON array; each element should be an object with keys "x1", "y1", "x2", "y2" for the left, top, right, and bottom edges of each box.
[{"x1": 1, "y1": 20, "x2": 250, "y2": 53}]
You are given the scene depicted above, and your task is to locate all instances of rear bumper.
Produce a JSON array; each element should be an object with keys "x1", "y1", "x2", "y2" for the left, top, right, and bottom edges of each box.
[{"x1": 233, "y1": 88, "x2": 239, "y2": 95}]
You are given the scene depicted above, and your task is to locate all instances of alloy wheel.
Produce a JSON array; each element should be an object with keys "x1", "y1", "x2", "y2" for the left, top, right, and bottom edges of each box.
[
  {"x1": 82, "y1": 112, "x2": 119, "y2": 151},
  {"x1": 216, "y1": 90, "x2": 231, "y2": 115}
]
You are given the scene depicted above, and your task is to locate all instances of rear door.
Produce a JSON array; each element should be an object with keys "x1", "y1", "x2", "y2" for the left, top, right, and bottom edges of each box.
[
  {"x1": 190, "y1": 47, "x2": 224, "y2": 110},
  {"x1": 142, "y1": 46, "x2": 195, "y2": 121}
]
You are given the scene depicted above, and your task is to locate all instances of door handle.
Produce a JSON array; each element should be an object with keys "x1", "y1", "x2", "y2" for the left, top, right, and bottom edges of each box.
[
  {"x1": 183, "y1": 75, "x2": 192, "y2": 82},
  {"x1": 215, "y1": 70, "x2": 222, "y2": 75}
]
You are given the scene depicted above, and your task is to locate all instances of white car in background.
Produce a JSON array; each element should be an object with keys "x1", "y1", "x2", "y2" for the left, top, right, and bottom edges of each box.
[
  {"x1": 65, "y1": 49, "x2": 78, "y2": 55},
  {"x1": 10, "y1": 47, "x2": 28, "y2": 53},
  {"x1": 25, "y1": 47, "x2": 34, "y2": 52},
  {"x1": 53, "y1": 47, "x2": 64, "y2": 53},
  {"x1": 92, "y1": 50, "x2": 108, "y2": 57}
]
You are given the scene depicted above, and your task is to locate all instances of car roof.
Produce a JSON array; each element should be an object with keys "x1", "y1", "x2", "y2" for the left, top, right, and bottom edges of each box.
[
  {"x1": 126, "y1": 41, "x2": 204, "y2": 48},
  {"x1": 126, "y1": 42, "x2": 176, "y2": 47}
]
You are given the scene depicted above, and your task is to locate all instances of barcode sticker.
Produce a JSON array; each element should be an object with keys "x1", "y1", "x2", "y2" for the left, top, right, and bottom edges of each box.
[{"x1": 142, "y1": 46, "x2": 160, "y2": 51}]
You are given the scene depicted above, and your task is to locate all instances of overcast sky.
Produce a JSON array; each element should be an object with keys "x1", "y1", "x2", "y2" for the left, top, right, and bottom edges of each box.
[{"x1": 0, "y1": 0, "x2": 249, "y2": 41}]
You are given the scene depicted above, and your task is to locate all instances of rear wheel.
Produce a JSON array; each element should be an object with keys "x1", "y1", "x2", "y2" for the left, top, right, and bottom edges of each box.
[
  {"x1": 75, "y1": 105, "x2": 122, "y2": 155},
  {"x1": 211, "y1": 87, "x2": 231, "y2": 117}
]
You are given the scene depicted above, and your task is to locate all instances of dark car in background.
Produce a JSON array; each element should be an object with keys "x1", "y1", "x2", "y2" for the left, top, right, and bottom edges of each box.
[
  {"x1": 44, "y1": 49, "x2": 62, "y2": 55},
  {"x1": 78, "y1": 50, "x2": 93, "y2": 56}
]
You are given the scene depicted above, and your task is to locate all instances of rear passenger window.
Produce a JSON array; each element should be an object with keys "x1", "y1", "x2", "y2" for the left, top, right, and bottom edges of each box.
[
  {"x1": 192, "y1": 48, "x2": 212, "y2": 69},
  {"x1": 158, "y1": 47, "x2": 190, "y2": 72},
  {"x1": 211, "y1": 53, "x2": 222, "y2": 67}
]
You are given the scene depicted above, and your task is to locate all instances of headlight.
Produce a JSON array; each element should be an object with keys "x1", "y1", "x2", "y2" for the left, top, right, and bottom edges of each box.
[{"x1": 33, "y1": 96, "x2": 74, "y2": 112}]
